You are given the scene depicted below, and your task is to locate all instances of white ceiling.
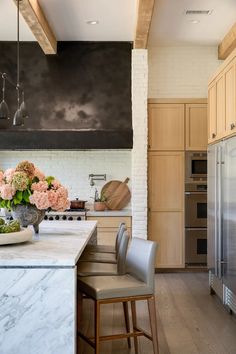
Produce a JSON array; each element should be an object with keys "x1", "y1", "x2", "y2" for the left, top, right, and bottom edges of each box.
[
  {"x1": 1, "y1": 0, "x2": 236, "y2": 47},
  {"x1": 148, "y1": 0, "x2": 236, "y2": 46},
  {"x1": 0, "y1": 0, "x2": 137, "y2": 42}
]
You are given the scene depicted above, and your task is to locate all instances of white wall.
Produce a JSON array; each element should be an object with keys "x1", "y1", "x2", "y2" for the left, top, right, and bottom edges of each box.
[
  {"x1": 148, "y1": 46, "x2": 222, "y2": 98},
  {"x1": 0, "y1": 150, "x2": 131, "y2": 208},
  {"x1": 131, "y1": 49, "x2": 148, "y2": 239}
]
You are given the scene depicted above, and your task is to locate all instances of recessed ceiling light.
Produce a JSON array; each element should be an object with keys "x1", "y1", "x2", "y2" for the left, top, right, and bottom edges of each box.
[
  {"x1": 86, "y1": 20, "x2": 99, "y2": 25},
  {"x1": 189, "y1": 19, "x2": 200, "y2": 24}
]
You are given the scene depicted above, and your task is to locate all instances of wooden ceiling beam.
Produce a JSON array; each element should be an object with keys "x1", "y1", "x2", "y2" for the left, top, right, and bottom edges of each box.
[
  {"x1": 13, "y1": 0, "x2": 57, "y2": 54},
  {"x1": 218, "y1": 22, "x2": 236, "y2": 60},
  {"x1": 134, "y1": 0, "x2": 155, "y2": 49}
]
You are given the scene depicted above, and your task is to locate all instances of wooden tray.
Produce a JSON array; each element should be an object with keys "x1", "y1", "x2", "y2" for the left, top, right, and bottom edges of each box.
[
  {"x1": 101, "y1": 178, "x2": 131, "y2": 210},
  {"x1": 0, "y1": 227, "x2": 33, "y2": 246}
]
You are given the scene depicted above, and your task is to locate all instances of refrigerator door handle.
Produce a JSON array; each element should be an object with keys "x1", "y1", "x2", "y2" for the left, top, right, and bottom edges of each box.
[{"x1": 217, "y1": 145, "x2": 222, "y2": 279}]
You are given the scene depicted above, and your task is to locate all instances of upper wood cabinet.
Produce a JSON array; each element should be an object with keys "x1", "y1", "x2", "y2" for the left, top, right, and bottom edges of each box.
[
  {"x1": 148, "y1": 104, "x2": 185, "y2": 150},
  {"x1": 208, "y1": 52, "x2": 236, "y2": 144},
  {"x1": 185, "y1": 104, "x2": 207, "y2": 150}
]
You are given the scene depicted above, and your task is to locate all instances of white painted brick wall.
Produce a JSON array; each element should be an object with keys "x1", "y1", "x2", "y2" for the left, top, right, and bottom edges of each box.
[
  {"x1": 132, "y1": 49, "x2": 148, "y2": 239},
  {"x1": 0, "y1": 150, "x2": 131, "y2": 208},
  {"x1": 148, "y1": 46, "x2": 222, "y2": 98}
]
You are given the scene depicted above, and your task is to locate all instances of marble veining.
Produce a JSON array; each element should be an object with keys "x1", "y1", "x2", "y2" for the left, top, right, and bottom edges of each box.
[
  {"x1": 0, "y1": 268, "x2": 76, "y2": 354},
  {"x1": 0, "y1": 221, "x2": 97, "y2": 267}
]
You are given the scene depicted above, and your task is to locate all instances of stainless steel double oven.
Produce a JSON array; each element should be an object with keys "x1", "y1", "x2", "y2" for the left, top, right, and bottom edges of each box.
[{"x1": 185, "y1": 152, "x2": 207, "y2": 265}]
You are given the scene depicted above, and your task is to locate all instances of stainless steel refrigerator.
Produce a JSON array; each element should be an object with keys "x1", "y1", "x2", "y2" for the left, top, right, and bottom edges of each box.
[{"x1": 208, "y1": 137, "x2": 236, "y2": 314}]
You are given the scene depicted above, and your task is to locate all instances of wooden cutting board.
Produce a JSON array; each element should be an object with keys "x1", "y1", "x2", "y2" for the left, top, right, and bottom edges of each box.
[{"x1": 101, "y1": 178, "x2": 131, "y2": 210}]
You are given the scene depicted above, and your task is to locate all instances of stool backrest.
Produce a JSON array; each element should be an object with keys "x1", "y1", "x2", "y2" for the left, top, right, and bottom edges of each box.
[
  {"x1": 115, "y1": 223, "x2": 126, "y2": 254},
  {"x1": 117, "y1": 231, "x2": 129, "y2": 275},
  {"x1": 126, "y1": 238, "x2": 157, "y2": 292}
]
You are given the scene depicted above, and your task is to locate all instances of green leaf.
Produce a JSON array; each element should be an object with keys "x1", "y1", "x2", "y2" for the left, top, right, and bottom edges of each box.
[
  {"x1": 23, "y1": 190, "x2": 31, "y2": 203},
  {"x1": 46, "y1": 176, "x2": 54, "y2": 187},
  {"x1": 15, "y1": 190, "x2": 23, "y2": 202}
]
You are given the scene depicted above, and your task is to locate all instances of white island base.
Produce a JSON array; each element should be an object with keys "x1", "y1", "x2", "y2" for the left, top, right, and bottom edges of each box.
[{"x1": 0, "y1": 221, "x2": 97, "y2": 354}]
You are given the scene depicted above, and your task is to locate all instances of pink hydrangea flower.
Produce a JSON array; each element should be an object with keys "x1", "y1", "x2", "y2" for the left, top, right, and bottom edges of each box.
[
  {"x1": 51, "y1": 179, "x2": 61, "y2": 189},
  {"x1": 29, "y1": 191, "x2": 51, "y2": 210},
  {"x1": 0, "y1": 184, "x2": 15, "y2": 200},
  {"x1": 48, "y1": 190, "x2": 58, "y2": 205},
  {"x1": 34, "y1": 168, "x2": 45, "y2": 181},
  {"x1": 3, "y1": 168, "x2": 15, "y2": 183},
  {"x1": 31, "y1": 181, "x2": 48, "y2": 192}
]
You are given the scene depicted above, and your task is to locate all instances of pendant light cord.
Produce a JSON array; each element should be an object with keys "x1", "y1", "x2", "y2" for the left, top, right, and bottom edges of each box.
[{"x1": 16, "y1": 0, "x2": 20, "y2": 109}]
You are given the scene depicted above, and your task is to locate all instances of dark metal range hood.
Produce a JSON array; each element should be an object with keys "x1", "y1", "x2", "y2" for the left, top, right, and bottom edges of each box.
[
  {"x1": 0, "y1": 129, "x2": 133, "y2": 150},
  {"x1": 0, "y1": 42, "x2": 133, "y2": 150}
]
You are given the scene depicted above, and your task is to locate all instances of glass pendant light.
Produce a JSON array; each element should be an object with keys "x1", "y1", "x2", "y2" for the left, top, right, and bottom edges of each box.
[
  {"x1": 0, "y1": 74, "x2": 10, "y2": 119},
  {"x1": 0, "y1": 0, "x2": 29, "y2": 126}
]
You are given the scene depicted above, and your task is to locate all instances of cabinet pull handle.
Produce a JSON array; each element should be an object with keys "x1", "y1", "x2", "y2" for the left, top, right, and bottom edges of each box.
[
  {"x1": 230, "y1": 123, "x2": 235, "y2": 130},
  {"x1": 212, "y1": 133, "x2": 216, "y2": 138}
]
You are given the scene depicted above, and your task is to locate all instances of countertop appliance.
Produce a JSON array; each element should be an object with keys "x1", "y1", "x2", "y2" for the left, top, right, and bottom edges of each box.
[{"x1": 208, "y1": 137, "x2": 236, "y2": 314}]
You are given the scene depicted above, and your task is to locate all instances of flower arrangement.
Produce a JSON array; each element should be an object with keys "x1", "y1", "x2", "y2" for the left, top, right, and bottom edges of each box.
[{"x1": 0, "y1": 161, "x2": 70, "y2": 211}]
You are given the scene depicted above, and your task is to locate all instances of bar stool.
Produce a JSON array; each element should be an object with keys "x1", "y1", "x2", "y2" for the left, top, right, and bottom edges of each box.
[
  {"x1": 79, "y1": 223, "x2": 127, "y2": 264},
  {"x1": 77, "y1": 238, "x2": 159, "y2": 354},
  {"x1": 77, "y1": 231, "x2": 129, "y2": 276},
  {"x1": 85, "y1": 222, "x2": 126, "y2": 254}
]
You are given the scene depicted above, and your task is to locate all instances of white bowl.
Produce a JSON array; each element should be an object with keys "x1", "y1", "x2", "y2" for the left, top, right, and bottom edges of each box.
[{"x1": 0, "y1": 227, "x2": 33, "y2": 245}]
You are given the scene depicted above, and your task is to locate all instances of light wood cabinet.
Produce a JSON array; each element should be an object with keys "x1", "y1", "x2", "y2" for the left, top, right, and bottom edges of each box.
[
  {"x1": 148, "y1": 104, "x2": 185, "y2": 150},
  {"x1": 87, "y1": 216, "x2": 131, "y2": 246},
  {"x1": 149, "y1": 211, "x2": 184, "y2": 268},
  {"x1": 208, "y1": 82, "x2": 217, "y2": 143},
  {"x1": 148, "y1": 152, "x2": 184, "y2": 268},
  {"x1": 185, "y1": 104, "x2": 207, "y2": 150},
  {"x1": 208, "y1": 52, "x2": 236, "y2": 143},
  {"x1": 149, "y1": 152, "x2": 184, "y2": 211}
]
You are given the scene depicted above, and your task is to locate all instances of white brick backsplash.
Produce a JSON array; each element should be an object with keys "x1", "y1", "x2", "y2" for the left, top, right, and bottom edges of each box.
[
  {"x1": 131, "y1": 49, "x2": 148, "y2": 240},
  {"x1": 148, "y1": 46, "x2": 222, "y2": 98},
  {"x1": 0, "y1": 150, "x2": 131, "y2": 208}
]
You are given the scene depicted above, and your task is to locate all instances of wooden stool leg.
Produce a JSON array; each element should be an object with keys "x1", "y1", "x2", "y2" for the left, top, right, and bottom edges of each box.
[
  {"x1": 123, "y1": 301, "x2": 131, "y2": 348},
  {"x1": 147, "y1": 296, "x2": 159, "y2": 354},
  {"x1": 131, "y1": 300, "x2": 138, "y2": 354},
  {"x1": 95, "y1": 300, "x2": 100, "y2": 354}
]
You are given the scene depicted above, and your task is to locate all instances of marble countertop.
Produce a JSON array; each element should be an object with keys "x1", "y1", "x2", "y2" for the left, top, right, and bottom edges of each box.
[{"x1": 0, "y1": 221, "x2": 97, "y2": 267}]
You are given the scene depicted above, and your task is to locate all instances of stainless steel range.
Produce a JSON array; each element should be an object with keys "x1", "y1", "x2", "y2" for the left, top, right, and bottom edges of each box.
[{"x1": 44, "y1": 209, "x2": 87, "y2": 221}]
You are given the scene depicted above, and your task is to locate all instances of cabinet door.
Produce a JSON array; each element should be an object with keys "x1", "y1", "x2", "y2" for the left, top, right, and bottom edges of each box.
[
  {"x1": 148, "y1": 104, "x2": 184, "y2": 150},
  {"x1": 148, "y1": 152, "x2": 184, "y2": 211},
  {"x1": 208, "y1": 82, "x2": 217, "y2": 143},
  {"x1": 216, "y1": 73, "x2": 226, "y2": 139},
  {"x1": 225, "y1": 62, "x2": 236, "y2": 135},
  {"x1": 148, "y1": 211, "x2": 184, "y2": 268},
  {"x1": 185, "y1": 104, "x2": 207, "y2": 150}
]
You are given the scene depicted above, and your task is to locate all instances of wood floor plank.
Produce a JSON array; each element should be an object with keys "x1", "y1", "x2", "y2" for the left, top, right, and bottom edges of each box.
[{"x1": 78, "y1": 273, "x2": 236, "y2": 354}]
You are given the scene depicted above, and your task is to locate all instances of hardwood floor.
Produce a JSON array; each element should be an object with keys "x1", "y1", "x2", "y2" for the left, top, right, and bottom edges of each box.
[{"x1": 78, "y1": 273, "x2": 236, "y2": 354}]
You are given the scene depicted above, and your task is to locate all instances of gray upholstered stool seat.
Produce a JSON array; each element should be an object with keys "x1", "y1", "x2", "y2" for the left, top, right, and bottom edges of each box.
[
  {"x1": 77, "y1": 274, "x2": 153, "y2": 299},
  {"x1": 84, "y1": 244, "x2": 115, "y2": 254},
  {"x1": 77, "y1": 231, "x2": 129, "y2": 277},
  {"x1": 77, "y1": 262, "x2": 117, "y2": 276}
]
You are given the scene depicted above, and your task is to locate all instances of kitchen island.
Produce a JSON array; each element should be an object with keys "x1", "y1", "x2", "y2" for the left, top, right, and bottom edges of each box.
[{"x1": 0, "y1": 221, "x2": 97, "y2": 354}]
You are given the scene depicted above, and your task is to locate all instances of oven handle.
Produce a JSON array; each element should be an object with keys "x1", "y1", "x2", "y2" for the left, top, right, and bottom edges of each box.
[
  {"x1": 185, "y1": 227, "x2": 207, "y2": 231},
  {"x1": 185, "y1": 192, "x2": 207, "y2": 195}
]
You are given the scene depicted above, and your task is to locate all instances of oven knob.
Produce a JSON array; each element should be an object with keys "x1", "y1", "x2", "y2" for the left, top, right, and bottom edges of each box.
[
  {"x1": 55, "y1": 215, "x2": 60, "y2": 220},
  {"x1": 49, "y1": 216, "x2": 54, "y2": 221},
  {"x1": 62, "y1": 215, "x2": 67, "y2": 220},
  {"x1": 77, "y1": 216, "x2": 81, "y2": 221},
  {"x1": 44, "y1": 215, "x2": 48, "y2": 220},
  {"x1": 68, "y1": 216, "x2": 73, "y2": 221}
]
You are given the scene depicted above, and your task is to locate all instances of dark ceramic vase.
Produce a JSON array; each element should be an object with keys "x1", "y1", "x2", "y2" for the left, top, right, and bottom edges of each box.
[{"x1": 11, "y1": 204, "x2": 46, "y2": 233}]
